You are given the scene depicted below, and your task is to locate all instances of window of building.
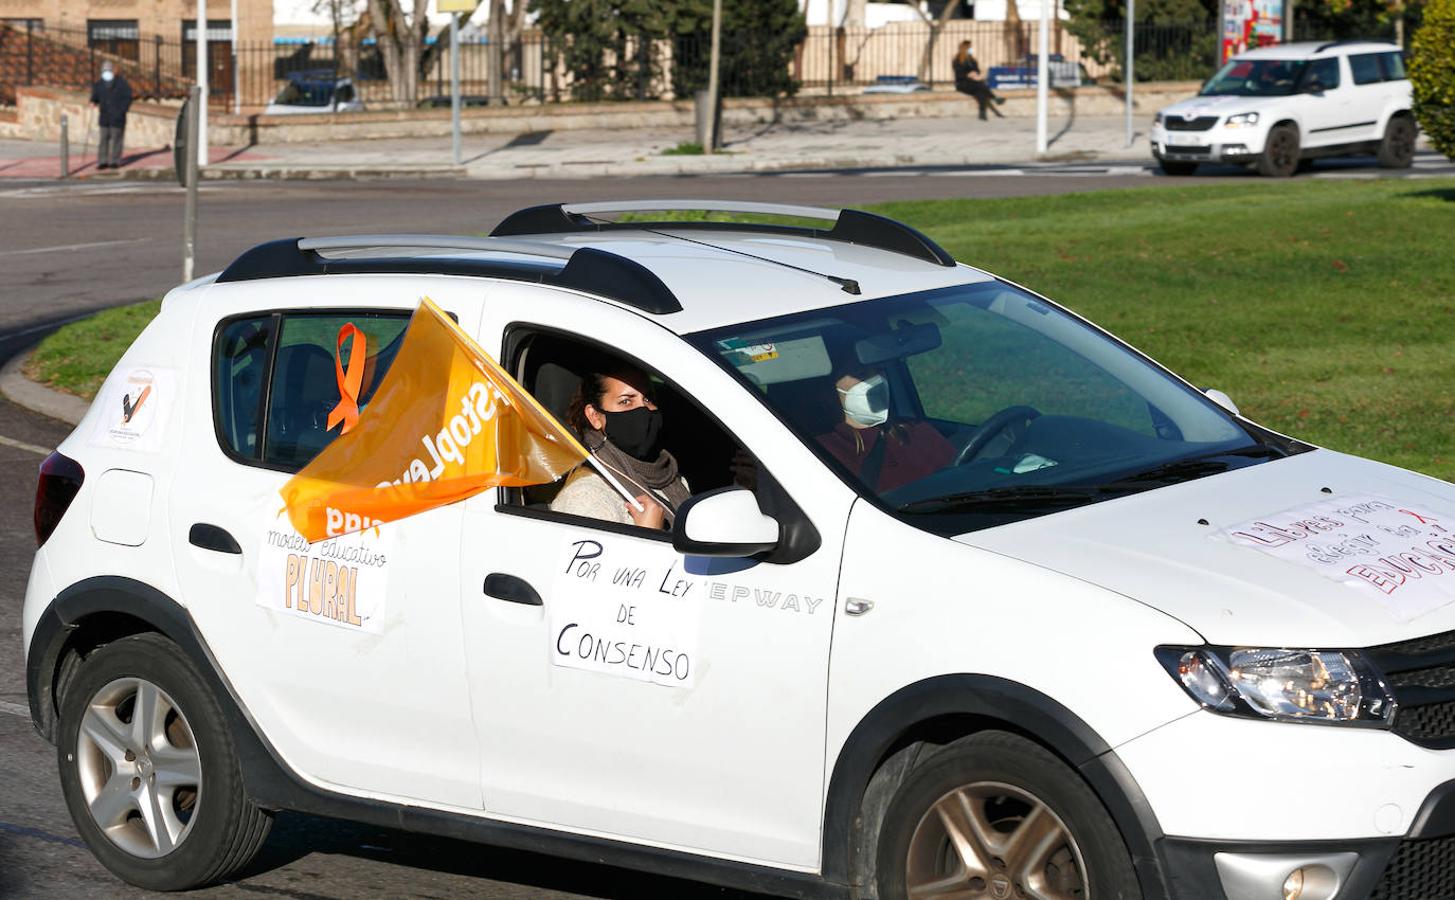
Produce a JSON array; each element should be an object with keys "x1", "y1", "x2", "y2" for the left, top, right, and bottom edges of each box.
[{"x1": 88, "y1": 19, "x2": 140, "y2": 61}]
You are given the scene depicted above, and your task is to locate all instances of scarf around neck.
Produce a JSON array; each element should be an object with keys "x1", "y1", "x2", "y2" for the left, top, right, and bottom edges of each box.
[{"x1": 584, "y1": 429, "x2": 691, "y2": 521}]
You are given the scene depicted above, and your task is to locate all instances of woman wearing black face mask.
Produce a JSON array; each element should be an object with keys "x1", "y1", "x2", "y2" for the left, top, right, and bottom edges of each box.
[{"x1": 551, "y1": 365, "x2": 690, "y2": 530}]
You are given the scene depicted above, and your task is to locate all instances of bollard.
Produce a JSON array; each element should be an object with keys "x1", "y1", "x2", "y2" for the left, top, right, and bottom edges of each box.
[{"x1": 59, "y1": 114, "x2": 69, "y2": 180}]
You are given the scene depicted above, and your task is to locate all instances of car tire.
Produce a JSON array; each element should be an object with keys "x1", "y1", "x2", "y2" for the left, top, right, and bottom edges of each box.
[
  {"x1": 56, "y1": 632, "x2": 272, "y2": 891},
  {"x1": 875, "y1": 730, "x2": 1139, "y2": 900},
  {"x1": 1257, "y1": 124, "x2": 1301, "y2": 177},
  {"x1": 873, "y1": 732, "x2": 1134, "y2": 900},
  {"x1": 1157, "y1": 159, "x2": 1199, "y2": 176},
  {"x1": 1377, "y1": 115, "x2": 1417, "y2": 168}
]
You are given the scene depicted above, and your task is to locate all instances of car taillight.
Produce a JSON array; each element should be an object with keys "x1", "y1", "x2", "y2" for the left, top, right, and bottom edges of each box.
[{"x1": 35, "y1": 451, "x2": 84, "y2": 547}]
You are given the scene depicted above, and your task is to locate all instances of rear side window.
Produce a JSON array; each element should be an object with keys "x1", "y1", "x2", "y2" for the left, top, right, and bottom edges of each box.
[
  {"x1": 1349, "y1": 53, "x2": 1382, "y2": 85},
  {"x1": 212, "y1": 310, "x2": 410, "y2": 470},
  {"x1": 1302, "y1": 57, "x2": 1341, "y2": 91},
  {"x1": 1380, "y1": 51, "x2": 1407, "y2": 81}
]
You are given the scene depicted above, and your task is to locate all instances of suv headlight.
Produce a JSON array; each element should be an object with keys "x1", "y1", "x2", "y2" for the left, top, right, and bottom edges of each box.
[
  {"x1": 1156, "y1": 646, "x2": 1396, "y2": 726},
  {"x1": 1225, "y1": 112, "x2": 1260, "y2": 127}
]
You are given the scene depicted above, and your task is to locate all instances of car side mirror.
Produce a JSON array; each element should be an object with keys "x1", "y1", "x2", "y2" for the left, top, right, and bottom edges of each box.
[
  {"x1": 1204, "y1": 388, "x2": 1240, "y2": 417},
  {"x1": 673, "y1": 487, "x2": 780, "y2": 558}
]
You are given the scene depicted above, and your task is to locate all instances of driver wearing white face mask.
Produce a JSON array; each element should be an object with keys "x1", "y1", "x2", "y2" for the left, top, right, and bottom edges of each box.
[{"x1": 817, "y1": 367, "x2": 954, "y2": 493}]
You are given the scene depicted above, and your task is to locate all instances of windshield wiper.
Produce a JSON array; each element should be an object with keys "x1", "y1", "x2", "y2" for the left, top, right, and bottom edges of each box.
[
  {"x1": 897, "y1": 485, "x2": 1112, "y2": 514},
  {"x1": 1104, "y1": 444, "x2": 1286, "y2": 488}
]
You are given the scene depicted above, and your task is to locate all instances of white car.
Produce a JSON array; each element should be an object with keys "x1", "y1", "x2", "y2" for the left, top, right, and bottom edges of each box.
[
  {"x1": 1151, "y1": 40, "x2": 1416, "y2": 177},
  {"x1": 264, "y1": 75, "x2": 364, "y2": 115},
  {"x1": 23, "y1": 200, "x2": 1455, "y2": 900}
]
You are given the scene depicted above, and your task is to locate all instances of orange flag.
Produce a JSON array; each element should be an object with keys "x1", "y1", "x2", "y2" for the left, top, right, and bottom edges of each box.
[{"x1": 281, "y1": 297, "x2": 588, "y2": 541}]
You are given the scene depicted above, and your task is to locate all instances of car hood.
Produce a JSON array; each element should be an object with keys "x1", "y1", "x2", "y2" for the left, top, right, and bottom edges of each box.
[
  {"x1": 957, "y1": 449, "x2": 1455, "y2": 648},
  {"x1": 1160, "y1": 93, "x2": 1291, "y2": 119}
]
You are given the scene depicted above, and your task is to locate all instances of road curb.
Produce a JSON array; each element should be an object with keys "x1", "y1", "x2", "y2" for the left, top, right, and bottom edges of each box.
[{"x1": 0, "y1": 348, "x2": 88, "y2": 426}]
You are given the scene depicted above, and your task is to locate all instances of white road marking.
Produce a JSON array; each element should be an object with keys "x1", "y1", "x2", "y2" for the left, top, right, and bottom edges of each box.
[
  {"x1": 929, "y1": 168, "x2": 1027, "y2": 177},
  {"x1": 0, "y1": 700, "x2": 30, "y2": 717},
  {"x1": 0, "y1": 434, "x2": 53, "y2": 456},
  {"x1": 0, "y1": 238, "x2": 149, "y2": 259}
]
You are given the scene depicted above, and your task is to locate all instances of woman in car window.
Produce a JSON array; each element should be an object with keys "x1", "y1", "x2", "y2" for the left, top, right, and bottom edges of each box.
[
  {"x1": 817, "y1": 367, "x2": 955, "y2": 493},
  {"x1": 551, "y1": 364, "x2": 690, "y2": 530}
]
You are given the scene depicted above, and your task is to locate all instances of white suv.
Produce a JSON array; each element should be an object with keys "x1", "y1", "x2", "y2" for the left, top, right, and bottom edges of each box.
[
  {"x1": 1151, "y1": 40, "x2": 1416, "y2": 177},
  {"x1": 23, "y1": 201, "x2": 1455, "y2": 900}
]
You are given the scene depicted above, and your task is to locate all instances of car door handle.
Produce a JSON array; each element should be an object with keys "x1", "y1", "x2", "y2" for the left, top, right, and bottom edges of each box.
[
  {"x1": 484, "y1": 573, "x2": 542, "y2": 606},
  {"x1": 189, "y1": 523, "x2": 242, "y2": 555}
]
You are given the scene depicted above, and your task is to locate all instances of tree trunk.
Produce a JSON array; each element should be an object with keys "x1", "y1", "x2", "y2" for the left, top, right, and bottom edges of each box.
[{"x1": 915, "y1": 2, "x2": 960, "y2": 83}]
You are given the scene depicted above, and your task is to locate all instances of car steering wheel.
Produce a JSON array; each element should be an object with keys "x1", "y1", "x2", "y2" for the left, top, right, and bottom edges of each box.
[{"x1": 954, "y1": 405, "x2": 1042, "y2": 466}]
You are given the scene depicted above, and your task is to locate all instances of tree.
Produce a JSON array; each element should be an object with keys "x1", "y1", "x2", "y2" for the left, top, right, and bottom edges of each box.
[
  {"x1": 531, "y1": 0, "x2": 669, "y2": 101},
  {"x1": 1063, "y1": 0, "x2": 1216, "y2": 82},
  {"x1": 362, "y1": 0, "x2": 432, "y2": 103},
  {"x1": 908, "y1": 0, "x2": 967, "y2": 83},
  {"x1": 1410, "y1": 0, "x2": 1455, "y2": 157},
  {"x1": 667, "y1": 0, "x2": 806, "y2": 98}
]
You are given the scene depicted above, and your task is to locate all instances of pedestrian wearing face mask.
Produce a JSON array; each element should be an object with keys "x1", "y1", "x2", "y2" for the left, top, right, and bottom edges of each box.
[
  {"x1": 817, "y1": 367, "x2": 955, "y2": 493},
  {"x1": 953, "y1": 40, "x2": 1004, "y2": 122},
  {"x1": 90, "y1": 61, "x2": 134, "y2": 169},
  {"x1": 551, "y1": 365, "x2": 690, "y2": 530}
]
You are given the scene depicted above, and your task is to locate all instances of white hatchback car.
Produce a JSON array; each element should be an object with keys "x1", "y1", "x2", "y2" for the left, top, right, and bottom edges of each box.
[
  {"x1": 1151, "y1": 40, "x2": 1416, "y2": 177},
  {"x1": 23, "y1": 201, "x2": 1455, "y2": 900}
]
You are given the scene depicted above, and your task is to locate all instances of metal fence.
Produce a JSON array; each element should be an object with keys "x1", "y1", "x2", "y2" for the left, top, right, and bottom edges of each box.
[{"x1": 8, "y1": 17, "x2": 1402, "y2": 112}]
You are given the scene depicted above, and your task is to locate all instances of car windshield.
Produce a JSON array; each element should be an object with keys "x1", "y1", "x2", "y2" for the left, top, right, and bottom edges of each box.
[
  {"x1": 690, "y1": 281, "x2": 1302, "y2": 536},
  {"x1": 1201, "y1": 58, "x2": 1307, "y2": 96}
]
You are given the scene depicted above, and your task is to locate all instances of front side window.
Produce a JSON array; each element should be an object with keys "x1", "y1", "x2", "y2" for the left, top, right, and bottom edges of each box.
[
  {"x1": 213, "y1": 311, "x2": 409, "y2": 470},
  {"x1": 691, "y1": 282, "x2": 1302, "y2": 536},
  {"x1": 1201, "y1": 58, "x2": 1306, "y2": 96}
]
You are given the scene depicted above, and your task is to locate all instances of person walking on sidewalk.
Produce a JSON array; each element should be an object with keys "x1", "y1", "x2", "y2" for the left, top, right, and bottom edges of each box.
[
  {"x1": 90, "y1": 61, "x2": 133, "y2": 169},
  {"x1": 953, "y1": 41, "x2": 1005, "y2": 121}
]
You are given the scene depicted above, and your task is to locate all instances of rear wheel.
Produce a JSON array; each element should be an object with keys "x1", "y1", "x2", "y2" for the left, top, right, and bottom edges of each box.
[
  {"x1": 56, "y1": 632, "x2": 272, "y2": 891},
  {"x1": 1257, "y1": 124, "x2": 1301, "y2": 177},
  {"x1": 876, "y1": 731, "x2": 1139, "y2": 900},
  {"x1": 1377, "y1": 115, "x2": 1417, "y2": 168},
  {"x1": 1156, "y1": 159, "x2": 1199, "y2": 176}
]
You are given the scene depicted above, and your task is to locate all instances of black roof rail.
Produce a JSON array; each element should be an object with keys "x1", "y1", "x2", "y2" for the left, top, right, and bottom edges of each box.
[
  {"x1": 214, "y1": 238, "x2": 683, "y2": 315},
  {"x1": 490, "y1": 200, "x2": 958, "y2": 268}
]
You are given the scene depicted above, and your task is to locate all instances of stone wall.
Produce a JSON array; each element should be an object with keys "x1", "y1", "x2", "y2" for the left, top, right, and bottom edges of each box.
[
  {"x1": 210, "y1": 81, "x2": 1202, "y2": 146},
  {"x1": 3, "y1": 86, "x2": 177, "y2": 146}
]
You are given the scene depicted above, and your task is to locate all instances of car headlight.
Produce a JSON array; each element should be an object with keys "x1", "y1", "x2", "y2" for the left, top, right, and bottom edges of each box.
[
  {"x1": 1225, "y1": 112, "x2": 1260, "y2": 127},
  {"x1": 1157, "y1": 645, "x2": 1396, "y2": 726}
]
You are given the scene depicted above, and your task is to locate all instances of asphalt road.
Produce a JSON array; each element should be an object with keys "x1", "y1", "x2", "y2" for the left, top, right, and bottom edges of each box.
[{"x1": 0, "y1": 158, "x2": 1446, "y2": 897}]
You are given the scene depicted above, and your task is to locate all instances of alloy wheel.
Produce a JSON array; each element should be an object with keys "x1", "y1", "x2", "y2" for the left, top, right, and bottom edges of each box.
[
  {"x1": 905, "y1": 780, "x2": 1087, "y2": 899},
  {"x1": 75, "y1": 677, "x2": 202, "y2": 858}
]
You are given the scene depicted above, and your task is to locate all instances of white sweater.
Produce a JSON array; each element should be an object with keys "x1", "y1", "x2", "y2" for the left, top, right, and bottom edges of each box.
[{"x1": 550, "y1": 467, "x2": 633, "y2": 525}]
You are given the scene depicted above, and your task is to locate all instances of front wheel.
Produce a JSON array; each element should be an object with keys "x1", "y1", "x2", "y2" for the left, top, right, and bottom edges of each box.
[
  {"x1": 1257, "y1": 124, "x2": 1301, "y2": 177},
  {"x1": 56, "y1": 632, "x2": 273, "y2": 891},
  {"x1": 1377, "y1": 116, "x2": 1417, "y2": 168},
  {"x1": 876, "y1": 731, "x2": 1139, "y2": 900}
]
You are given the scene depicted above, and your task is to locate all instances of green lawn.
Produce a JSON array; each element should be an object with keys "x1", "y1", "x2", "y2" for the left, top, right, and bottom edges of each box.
[{"x1": 27, "y1": 178, "x2": 1455, "y2": 480}]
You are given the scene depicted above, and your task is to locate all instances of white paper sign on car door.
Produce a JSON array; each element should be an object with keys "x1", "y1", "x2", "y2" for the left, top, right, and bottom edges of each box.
[
  {"x1": 255, "y1": 516, "x2": 392, "y2": 634},
  {"x1": 1224, "y1": 495, "x2": 1455, "y2": 621},
  {"x1": 549, "y1": 536, "x2": 699, "y2": 688}
]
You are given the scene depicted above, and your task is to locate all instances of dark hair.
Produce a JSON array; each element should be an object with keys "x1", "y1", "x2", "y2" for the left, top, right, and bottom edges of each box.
[
  {"x1": 566, "y1": 364, "x2": 651, "y2": 436},
  {"x1": 955, "y1": 40, "x2": 973, "y2": 65}
]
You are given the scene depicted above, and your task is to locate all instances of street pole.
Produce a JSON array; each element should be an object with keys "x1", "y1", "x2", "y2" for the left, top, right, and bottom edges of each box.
[
  {"x1": 1035, "y1": 0, "x2": 1049, "y2": 156},
  {"x1": 230, "y1": 0, "x2": 239, "y2": 115},
  {"x1": 183, "y1": 86, "x2": 201, "y2": 283},
  {"x1": 1124, "y1": 0, "x2": 1134, "y2": 147},
  {"x1": 705, "y1": 0, "x2": 722, "y2": 153},
  {"x1": 451, "y1": 12, "x2": 462, "y2": 165},
  {"x1": 59, "y1": 114, "x2": 69, "y2": 180},
  {"x1": 196, "y1": 0, "x2": 209, "y2": 167}
]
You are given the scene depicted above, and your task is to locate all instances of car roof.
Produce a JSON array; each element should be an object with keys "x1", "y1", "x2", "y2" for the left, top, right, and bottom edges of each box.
[
  {"x1": 214, "y1": 203, "x2": 994, "y2": 334},
  {"x1": 1234, "y1": 39, "x2": 1399, "y2": 61}
]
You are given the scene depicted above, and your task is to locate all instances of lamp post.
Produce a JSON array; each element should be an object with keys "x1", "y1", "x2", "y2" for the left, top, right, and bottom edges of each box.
[
  {"x1": 1035, "y1": 0, "x2": 1049, "y2": 155},
  {"x1": 196, "y1": 0, "x2": 208, "y2": 167}
]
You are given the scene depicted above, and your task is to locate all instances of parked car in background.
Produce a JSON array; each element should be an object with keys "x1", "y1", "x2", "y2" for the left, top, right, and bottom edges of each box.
[
  {"x1": 1151, "y1": 40, "x2": 1415, "y2": 177},
  {"x1": 265, "y1": 72, "x2": 364, "y2": 115}
]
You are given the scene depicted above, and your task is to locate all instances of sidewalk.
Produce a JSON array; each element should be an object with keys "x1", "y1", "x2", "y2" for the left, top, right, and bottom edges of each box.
[{"x1": 1, "y1": 112, "x2": 1159, "y2": 181}]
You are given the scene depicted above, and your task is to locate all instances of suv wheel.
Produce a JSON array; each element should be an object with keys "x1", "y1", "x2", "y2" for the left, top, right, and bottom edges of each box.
[
  {"x1": 56, "y1": 632, "x2": 272, "y2": 890},
  {"x1": 876, "y1": 731, "x2": 1138, "y2": 900},
  {"x1": 1377, "y1": 116, "x2": 1417, "y2": 168},
  {"x1": 1157, "y1": 159, "x2": 1199, "y2": 176},
  {"x1": 1257, "y1": 124, "x2": 1301, "y2": 177}
]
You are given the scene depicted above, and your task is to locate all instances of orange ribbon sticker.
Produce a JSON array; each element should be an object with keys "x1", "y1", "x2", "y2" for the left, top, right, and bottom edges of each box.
[{"x1": 326, "y1": 323, "x2": 368, "y2": 435}]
